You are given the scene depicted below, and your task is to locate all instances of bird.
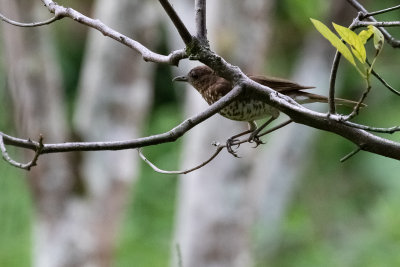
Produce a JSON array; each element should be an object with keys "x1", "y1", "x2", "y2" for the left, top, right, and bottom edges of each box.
[{"x1": 173, "y1": 65, "x2": 360, "y2": 156}]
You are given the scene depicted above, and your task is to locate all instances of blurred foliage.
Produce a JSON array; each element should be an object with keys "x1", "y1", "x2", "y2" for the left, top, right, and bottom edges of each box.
[{"x1": 1, "y1": 0, "x2": 400, "y2": 267}]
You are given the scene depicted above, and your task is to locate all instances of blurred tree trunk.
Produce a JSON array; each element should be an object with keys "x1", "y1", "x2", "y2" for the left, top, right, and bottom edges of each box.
[
  {"x1": 73, "y1": 0, "x2": 156, "y2": 266},
  {"x1": 1, "y1": 0, "x2": 156, "y2": 266},
  {"x1": 0, "y1": 0, "x2": 75, "y2": 266},
  {"x1": 171, "y1": 1, "x2": 274, "y2": 267}
]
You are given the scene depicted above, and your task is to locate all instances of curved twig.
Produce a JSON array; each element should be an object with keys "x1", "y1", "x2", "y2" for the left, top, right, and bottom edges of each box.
[
  {"x1": 0, "y1": 134, "x2": 44, "y2": 170},
  {"x1": 138, "y1": 146, "x2": 224, "y2": 175},
  {"x1": 367, "y1": 59, "x2": 400, "y2": 96},
  {"x1": 0, "y1": 12, "x2": 61, "y2": 27}
]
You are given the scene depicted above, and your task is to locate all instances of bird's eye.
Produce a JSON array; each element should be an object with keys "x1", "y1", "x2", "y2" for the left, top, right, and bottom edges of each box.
[{"x1": 190, "y1": 72, "x2": 198, "y2": 80}]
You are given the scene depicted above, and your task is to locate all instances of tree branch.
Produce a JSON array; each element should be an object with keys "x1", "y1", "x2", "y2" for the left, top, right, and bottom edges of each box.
[
  {"x1": 0, "y1": 85, "x2": 244, "y2": 153},
  {"x1": 138, "y1": 146, "x2": 224, "y2": 175},
  {"x1": 0, "y1": 12, "x2": 61, "y2": 27},
  {"x1": 195, "y1": 0, "x2": 207, "y2": 42},
  {"x1": 346, "y1": 0, "x2": 400, "y2": 48},
  {"x1": 0, "y1": 134, "x2": 43, "y2": 170},
  {"x1": 361, "y1": 4, "x2": 400, "y2": 18},
  {"x1": 38, "y1": 0, "x2": 186, "y2": 65},
  {"x1": 158, "y1": 0, "x2": 193, "y2": 45}
]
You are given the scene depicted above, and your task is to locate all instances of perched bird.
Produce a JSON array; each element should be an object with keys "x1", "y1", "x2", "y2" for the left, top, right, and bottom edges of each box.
[{"x1": 173, "y1": 65, "x2": 359, "y2": 156}]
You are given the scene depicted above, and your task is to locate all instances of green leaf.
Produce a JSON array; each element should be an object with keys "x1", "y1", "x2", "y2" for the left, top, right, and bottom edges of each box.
[
  {"x1": 310, "y1": 18, "x2": 356, "y2": 66},
  {"x1": 333, "y1": 23, "x2": 366, "y2": 63},
  {"x1": 370, "y1": 26, "x2": 384, "y2": 53},
  {"x1": 358, "y1": 27, "x2": 374, "y2": 44}
]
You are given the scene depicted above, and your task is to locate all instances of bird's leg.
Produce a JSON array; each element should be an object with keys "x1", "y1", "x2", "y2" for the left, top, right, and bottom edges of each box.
[
  {"x1": 226, "y1": 122, "x2": 257, "y2": 157},
  {"x1": 258, "y1": 119, "x2": 293, "y2": 138},
  {"x1": 248, "y1": 115, "x2": 278, "y2": 147}
]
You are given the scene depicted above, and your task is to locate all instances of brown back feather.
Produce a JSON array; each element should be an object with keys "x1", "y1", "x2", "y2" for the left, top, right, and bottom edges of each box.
[{"x1": 248, "y1": 75, "x2": 315, "y2": 92}]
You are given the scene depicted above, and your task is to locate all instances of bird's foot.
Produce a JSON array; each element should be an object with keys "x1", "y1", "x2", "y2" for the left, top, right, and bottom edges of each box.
[
  {"x1": 226, "y1": 137, "x2": 241, "y2": 158},
  {"x1": 248, "y1": 132, "x2": 265, "y2": 148}
]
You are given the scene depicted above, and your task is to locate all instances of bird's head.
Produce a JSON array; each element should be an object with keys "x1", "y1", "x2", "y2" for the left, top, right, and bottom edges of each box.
[{"x1": 173, "y1": 66, "x2": 216, "y2": 93}]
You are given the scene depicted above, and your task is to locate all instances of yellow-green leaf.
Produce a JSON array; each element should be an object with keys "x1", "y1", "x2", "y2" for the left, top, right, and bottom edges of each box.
[
  {"x1": 333, "y1": 23, "x2": 366, "y2": 63},
  {"x1": 310, "y1": 18, "x2": 356, "y2": 66},
  {"x1": 370, "y1": 26, "x2": 384, "y2": 53},
  {"x1": 358, "y1": 27, "x2": 374, "y2": 44}
]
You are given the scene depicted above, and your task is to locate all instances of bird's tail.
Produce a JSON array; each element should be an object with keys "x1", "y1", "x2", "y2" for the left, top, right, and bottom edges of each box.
[{"x1": 290, "y1": 91, "x2": 365, "y2": 107}]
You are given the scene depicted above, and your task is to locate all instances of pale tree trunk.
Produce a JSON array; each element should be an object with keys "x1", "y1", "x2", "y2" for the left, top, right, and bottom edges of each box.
[
  {"x1": 0, "y1": 0, "x2": 76, "y2": 266},
  {"x1": 1, "y1": 0, "x2": 157, "y2": 266},
  {"x1": 73, "y1": 0, "x2": 156, "y2": 266},
  {"x1": 172, "y1": 1, "x2": 274, "y2": 267}
]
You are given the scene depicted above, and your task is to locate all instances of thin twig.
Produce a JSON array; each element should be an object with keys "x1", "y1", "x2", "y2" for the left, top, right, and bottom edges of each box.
[
  {"x1": 356, "y1": 21, "x2": 400, "y2": 28},
  {"x1": 361, "y1": 4, "x2": 400, "y2": 19},
  {"x1": 158, "y1": 0, "x2": 193, "y2": 45},
  {"x1": 328, "y1": 52, "x2": 341, "y2": 114},
  {"x1": 0, "y1": 12, "x2": 61, "y2": 27},
  {"x1": 346, "y1": 0, "x2": 400, "y2": 48},
  {"x1": 340, "y1": 146, "x2": 362, "y2": 162},
  {"x1": 138, "y1": 146, "x2": 224, "y2": 174},
  {"x1": 367, "y1": 60, "x2": 400, "y2": 96},
  {"x1": 341, "y1": 121, "x2": 400, "y2": 134},
  {"x1": 343, "y1": 84, "x2": 371, "y2": 121},
  {"x1": 139, "y1": 119, "x2": 293, "y2": 173},
  {"x1": 0, "y1": 134, "x2": 44, "y2": 170}
]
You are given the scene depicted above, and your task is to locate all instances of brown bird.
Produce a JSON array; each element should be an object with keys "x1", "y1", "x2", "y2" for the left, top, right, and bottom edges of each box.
[{"x1": 173, "y1": 65, "x2": 359, "y2": 156}]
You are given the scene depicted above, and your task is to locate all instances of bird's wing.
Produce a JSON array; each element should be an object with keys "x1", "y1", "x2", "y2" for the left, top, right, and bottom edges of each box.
[{"x1": 249, "y1": 75, "x2": 315, "y2": 92}]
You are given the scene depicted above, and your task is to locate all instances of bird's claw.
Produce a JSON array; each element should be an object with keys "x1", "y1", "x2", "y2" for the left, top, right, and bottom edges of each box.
[
  {"x1": 248, "y1": 133, "x2": 265, "y2": 148},
  {"x1": 226, "y1": 138, "x2": 241, "y2": 158}
]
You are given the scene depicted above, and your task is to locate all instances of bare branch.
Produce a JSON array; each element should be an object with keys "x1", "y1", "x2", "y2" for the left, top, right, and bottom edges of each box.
[
  {"x1": 158, "y1": 0, "x2": 193, "y2": 45},
  {"x1": 138, "y1": 146, "x2": 224, "y2": 175},
  {"x1": 341, "y1": 121, "x2": 400, "y2": 134},
  {"x1": 340, "y1": 146, "x2": 362, "y2": 162},
  {"x1": 342, "y1": 84, "x2": 371, "y2": 121},
  {"x1": 328, "y1": 51, "x2": 341, "y2": 114},
  {"x1": 346, "y1": 0, "x2": 400, "y2": 48},
  {"x1": 38, "y1": 0, "x2": 186, "y2": 65},
  {"x1": 355, "y1": 21, "x2": 400, "y2": 28},
  {"x1": 0, "y1": 12, "x2": 61, "y2": 27},
  {"x1": 0, "y1": 134, "x2": 43, "y2": 170},
  {"x1": 0, "y1": 85, "x2": 244, "y2": 154},
  {"x1": 370, "y1": 68, "x2": 400, "y2": 96},
  {"x1": 361, "y1": 4, "x2": 400, "y2": 18},
  {"x1": 195, "y1": 0, "x2": 207, "y2": 41}
]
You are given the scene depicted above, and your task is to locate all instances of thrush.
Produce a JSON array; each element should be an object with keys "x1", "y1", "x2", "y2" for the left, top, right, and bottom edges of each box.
[{"x1": 173, "y1": 65, "x2": 359, "y2": 156}]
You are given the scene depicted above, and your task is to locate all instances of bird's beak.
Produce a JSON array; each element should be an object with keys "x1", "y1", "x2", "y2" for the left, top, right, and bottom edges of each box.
[{"x1": 172, "y1": 75, "x2": 188, "y2": 82}]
